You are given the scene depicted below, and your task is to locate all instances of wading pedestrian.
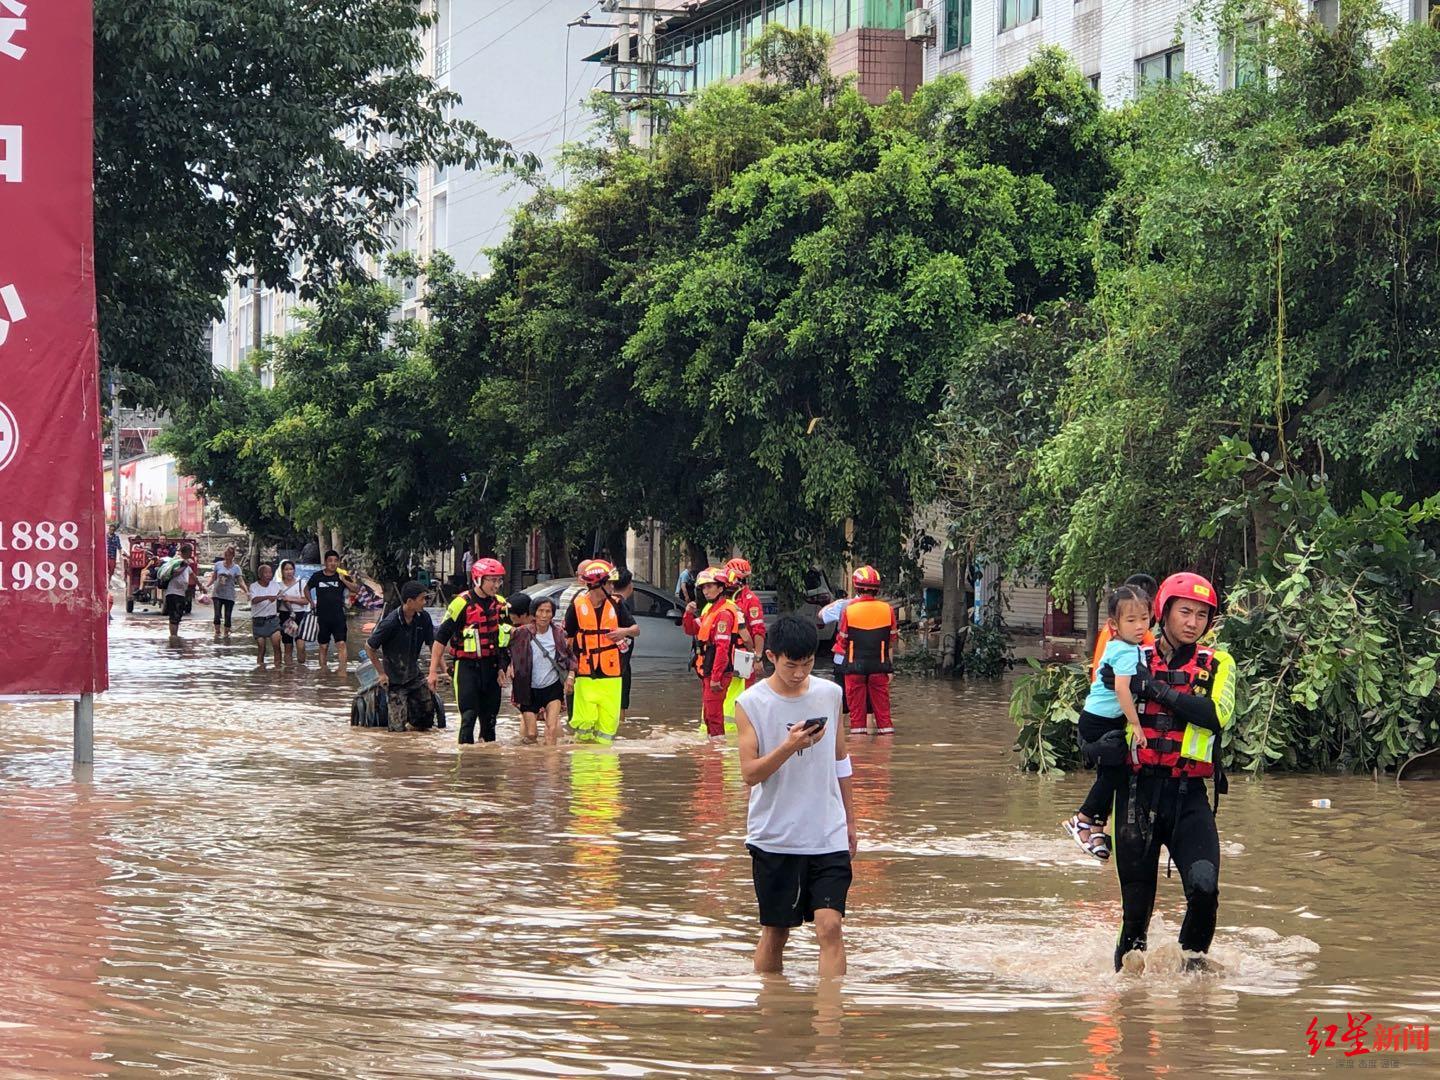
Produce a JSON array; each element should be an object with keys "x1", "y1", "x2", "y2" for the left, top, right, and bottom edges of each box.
[
  {"x1": 162, "y1": 542, "x2": 199, "y2": 639},
  {"x1": 735, "y1": 615, "x2": 857, "y2": 977},
  {"x1": 510, "y1": 595, "x2": 575, "y2": 745},
  {"x1": 278, "y1": 560, "x2": 312, "y2": 665},
  {"x1": 308, "y1": 550, "x2": 361, "y2": 671},
  {"x1": 206, "y1": 545, "x2": 245, "y2": 637},
  {"x1": 431, "y1": 557, "x2": 511, "y2": 744},
  {"x1": 247, "y1": 564, "x2": 285, "y2": 669},
  {"x1": 565, "y1": 560, "x2": 638, "y2": 745},
  {"x1": 368, "y1": 582, "x2": 438, "y2": 733}
]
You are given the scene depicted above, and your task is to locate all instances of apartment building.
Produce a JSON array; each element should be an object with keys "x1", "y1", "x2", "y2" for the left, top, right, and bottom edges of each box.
[
  {"x1": 213, "y1": 1, "x2": 590, "y2": 376},
  {"x1": 910, "y1": 0, "x2": 1425, "y2": 103}
]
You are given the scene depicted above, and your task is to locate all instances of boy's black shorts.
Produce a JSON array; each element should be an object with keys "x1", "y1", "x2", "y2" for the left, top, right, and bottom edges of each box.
[{"x1": 747, "y1": 845, "x2": 852, "y2": 927}]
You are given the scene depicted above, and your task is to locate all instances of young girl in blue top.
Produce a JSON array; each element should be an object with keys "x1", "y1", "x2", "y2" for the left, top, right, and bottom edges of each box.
[{"x1": 1062, "y1": 585, "x2": 1151, "y2": 860}]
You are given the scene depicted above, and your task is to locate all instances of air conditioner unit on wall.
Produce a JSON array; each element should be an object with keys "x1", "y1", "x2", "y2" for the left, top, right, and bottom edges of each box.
[{"x1": 904, "y1": 7, "x2": 935, "y2": 43}]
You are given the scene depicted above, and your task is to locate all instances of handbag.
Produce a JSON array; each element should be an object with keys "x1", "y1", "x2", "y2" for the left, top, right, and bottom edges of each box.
[
  {"x1": 282, "y1": 616, "x2": 301, "y2": 638},
  {"x1": 296, "y1": 609, "x2": 319, "y2": 643}
]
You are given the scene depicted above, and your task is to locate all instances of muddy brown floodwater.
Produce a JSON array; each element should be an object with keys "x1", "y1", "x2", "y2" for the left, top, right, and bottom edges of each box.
[{"x1": 1, "y1": 612, "x2": 1439, "y2": 1078}]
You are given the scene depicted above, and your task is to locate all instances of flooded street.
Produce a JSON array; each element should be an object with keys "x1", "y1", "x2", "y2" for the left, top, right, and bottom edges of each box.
[{"x1": 2, "y1": 613, "x2": 1438, "y2": 1078}]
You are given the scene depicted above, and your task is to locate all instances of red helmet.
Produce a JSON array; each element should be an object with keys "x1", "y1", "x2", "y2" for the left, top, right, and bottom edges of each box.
[
  {"x1": 852, "y1": 565, "x2": 882, "y2": 590},
  {"x1": 725, "y1": 557, "x2": 752, "y2": 580},
  {"x1": 470, "y1": 557, "x2": 506, "y2": 583},
  {"x1": 577, "y1": 558, "x2": 615, "y2": 586},
  {"x1": 1153, "y1": 572, "x2": 1218, "y2": 624}
]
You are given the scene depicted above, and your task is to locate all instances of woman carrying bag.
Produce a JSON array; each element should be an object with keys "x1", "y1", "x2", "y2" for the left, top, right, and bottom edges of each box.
[
  {"x1": 510, "y1": 596, "x2": 576, "y2": 745},
  {"x1": 278, "y1": 560, "x2": 317, "y2": 665}
]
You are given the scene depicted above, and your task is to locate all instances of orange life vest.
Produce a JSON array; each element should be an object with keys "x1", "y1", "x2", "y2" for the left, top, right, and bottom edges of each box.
[
  {"x1": 1133, "y1": 644, "x2": 1218, "y2": 779},
  {"x1": 843, "y1": 596, "x2": 895, "y2": 675},
  {"x1": 572, "y1": 590, "x2": 622, "y2": 678},
  {"x1": 693, "y1": 598, "x2": 740, "y2": 681}
]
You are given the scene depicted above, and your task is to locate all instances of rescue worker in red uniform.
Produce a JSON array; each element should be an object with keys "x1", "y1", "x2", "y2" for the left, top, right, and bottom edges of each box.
[
  {"x1": 1105, "y1": 572, "x2": 1236, "y2": 973},
  {"x1": 683, "y1": 568, "x2": 743, "y2": 742},
  {"x1": 429, "y1": 557, "x2": 511, "y2": 744},
  {"x1": 724, "y1": 557, "x2": 767, "y2": 686},
  {"x1": 835, "y1": 565, "x2": 898, "y2": 735}
]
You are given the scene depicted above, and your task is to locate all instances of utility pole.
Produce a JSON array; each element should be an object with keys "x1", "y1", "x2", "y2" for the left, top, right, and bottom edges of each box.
[
  {"x1": 250, "y1": 273, "x2": 263, "y2": 377},
  {"x1": 110, "y1": 375, "x2": 122, "y2": 527},
  {"x1": 594, "y1": 0, "x2": 691, "y2": 148}
]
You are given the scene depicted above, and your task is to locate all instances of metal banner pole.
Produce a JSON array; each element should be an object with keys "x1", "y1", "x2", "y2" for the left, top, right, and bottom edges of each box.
[{"x1": 74, "y1": 693, "x2": 94, "y2": 765}]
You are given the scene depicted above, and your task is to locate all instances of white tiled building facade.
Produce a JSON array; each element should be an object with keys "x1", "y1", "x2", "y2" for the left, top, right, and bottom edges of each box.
[{"x1": 915, "y1": 0, "x2": 1426, "y2": 104}]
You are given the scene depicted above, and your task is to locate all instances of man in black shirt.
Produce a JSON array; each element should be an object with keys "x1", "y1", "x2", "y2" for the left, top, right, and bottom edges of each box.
[
  {"x1": 308, "y1": 550, "x2": 361, "y2": 670},
  {"x1": 615, "y1": 568, "x2": 637, "y2": 722},
  {"x1": 367, "y1": 582, "x2": 437, "y2": 733}
]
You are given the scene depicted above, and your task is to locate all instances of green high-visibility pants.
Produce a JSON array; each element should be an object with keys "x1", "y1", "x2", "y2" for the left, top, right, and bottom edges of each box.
[{"x1": 570, "y1": 677, "x2": 622, "y2": 744}]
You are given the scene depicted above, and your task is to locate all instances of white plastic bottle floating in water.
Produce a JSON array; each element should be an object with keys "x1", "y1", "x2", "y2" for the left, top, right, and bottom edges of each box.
[{"x1": 1310, "y1": 799, "x2": 1331, "y2": 809}]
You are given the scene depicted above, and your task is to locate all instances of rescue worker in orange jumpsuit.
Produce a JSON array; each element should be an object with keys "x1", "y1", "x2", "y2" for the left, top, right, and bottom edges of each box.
[
  {"x1": 835, "y1": 565, "x2": 898, "y2": 735},
  {"x1": 683, "y1": 567, "x2": 743, "y2": 742},
  {"x1": 565, "y1": 559, "x2": 638, "y2": 745},
  {"x1": 724, "y1": 557, "x2": 767, "y2": 686}
]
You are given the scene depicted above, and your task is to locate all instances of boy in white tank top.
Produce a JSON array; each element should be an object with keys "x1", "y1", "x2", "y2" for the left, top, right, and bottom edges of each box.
[{"x1": 734, "y1": 615, "x2": 858, "y2": 977}]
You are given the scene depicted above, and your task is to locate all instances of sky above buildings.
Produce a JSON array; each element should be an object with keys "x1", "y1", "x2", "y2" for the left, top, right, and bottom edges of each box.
[{"x1": 445, "y1": 0, "x2": 617, "y2": 274}]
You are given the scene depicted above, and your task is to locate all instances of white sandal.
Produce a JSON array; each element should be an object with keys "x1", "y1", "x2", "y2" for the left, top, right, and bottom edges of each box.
[{"x1": 1062, "y1": 814, "x2": 1111, "y2": 860}]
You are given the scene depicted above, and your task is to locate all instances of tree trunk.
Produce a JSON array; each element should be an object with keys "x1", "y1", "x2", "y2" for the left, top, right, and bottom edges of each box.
[
  {"x1": 543, "y1": 525, "x2": 573, "y2": 579},
  {"x1": 939, "y1": 546, "x2": 963, "y2": 675},
  {"x1": 247, "y1": 530, "x2": 260, "y2": 575},
  {"x1": 683, "y1": 538, "x2": 708, "y2": 573},
  {"x1": 315, "y1": 520, "x2": 325, "y2": 558},
  {"x1": 1085, "y1": 587, "x2": 1101, "y2": 655},
  {"x1": 508, "y1": 540, "x2": 526, "y2": 593},
  {"x1": 603, "y1": 524, "x2": 628, "y2": 569},
  {"x1": 330, "y1": 526, "x2": 343, "y2": 555}
]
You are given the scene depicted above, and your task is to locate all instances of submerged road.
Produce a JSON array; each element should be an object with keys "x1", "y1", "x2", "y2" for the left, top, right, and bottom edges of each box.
[{"x1": 0, "y1": 612, "x2": 1437, "y2": 1076}]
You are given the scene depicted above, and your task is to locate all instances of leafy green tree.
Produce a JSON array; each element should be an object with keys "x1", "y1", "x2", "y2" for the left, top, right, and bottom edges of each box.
[
  {"x1": 745, "y1": 23, "x2": 838, "y2": 98},
  {"x1": 629, "y1": 59, "x2": 1111, "y2": 591},
  {"x1": 95, "y1": 0, "x2": 522, "y2": 408},
  {"x1": 1209, "y1": 448, "x2": 1440, "y2": 773},
  {"x1": 261, "y1": 279, "x2": 460, "y2": 592},
  {"x1": 421, "y1": 68, "x2": 841, "y2": 572},
  {"x1": 157, "y1": 369, "x2": 291, "y2": 539},
  {"x1": 1010, "y1": 11, "x2": 1440, "y2": 771},
  {"x1": 1028, "y1": 11, "x2": 1440, "y2": 594}
]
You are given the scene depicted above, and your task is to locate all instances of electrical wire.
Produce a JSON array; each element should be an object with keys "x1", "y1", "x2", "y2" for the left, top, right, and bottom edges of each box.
[{"x1": 445, "y1": 0, "x2": 570, "y2": 73}]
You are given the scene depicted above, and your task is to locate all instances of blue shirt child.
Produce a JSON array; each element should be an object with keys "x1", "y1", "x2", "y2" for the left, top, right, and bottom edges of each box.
[{"x1": 1083, "y1": 638, "x2": 1143, "y2": 718}]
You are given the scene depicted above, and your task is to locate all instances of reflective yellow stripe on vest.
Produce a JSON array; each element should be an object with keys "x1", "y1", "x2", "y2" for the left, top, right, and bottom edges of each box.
[{"x1": 1180, "y1": 724, "x2": 1215, "y2": 765}]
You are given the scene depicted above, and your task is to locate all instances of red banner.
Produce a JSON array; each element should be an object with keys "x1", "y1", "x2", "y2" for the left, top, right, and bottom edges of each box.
[{"x1": 0, "y1": 0, "x2": 108, "y2": 695}]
